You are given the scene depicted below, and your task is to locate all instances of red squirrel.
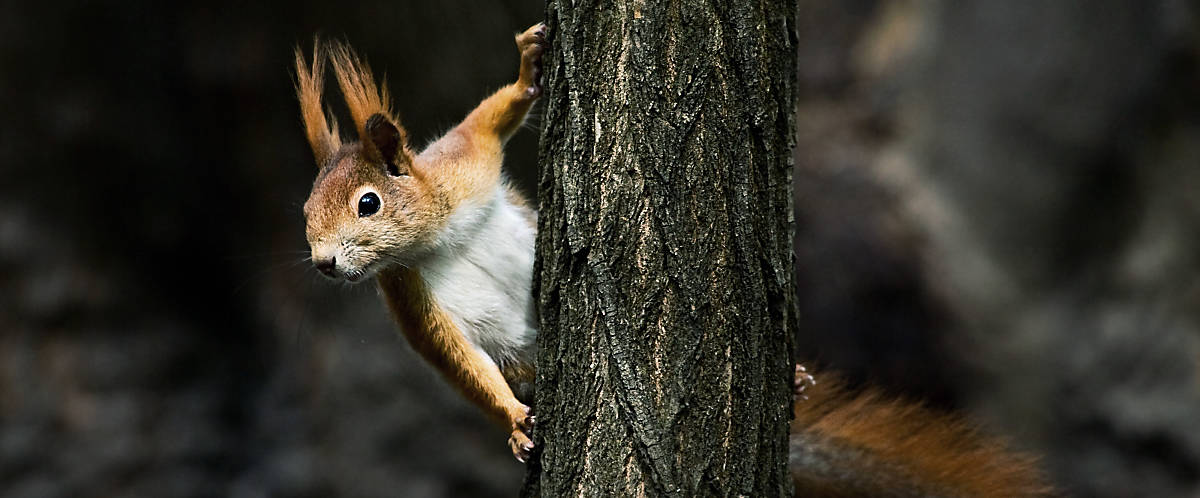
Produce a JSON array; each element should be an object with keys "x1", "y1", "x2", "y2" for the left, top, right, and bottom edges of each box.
[{"x1": 295, "y1": 22, "x2": 1052, "y2": 496}]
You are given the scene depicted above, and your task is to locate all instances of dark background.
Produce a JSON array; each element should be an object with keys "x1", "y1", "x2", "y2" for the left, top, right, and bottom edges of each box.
[{"x1": 0, "y1": 1, "x2": 1197, "y2": 497}]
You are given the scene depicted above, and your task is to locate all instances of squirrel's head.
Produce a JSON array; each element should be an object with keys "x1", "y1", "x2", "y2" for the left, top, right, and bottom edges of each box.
[{"x1": 296, "y1": 41, "x2": 446, "y2": 282}]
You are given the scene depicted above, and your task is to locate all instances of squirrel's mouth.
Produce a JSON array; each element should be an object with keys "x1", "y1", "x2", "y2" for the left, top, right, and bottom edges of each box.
[
  {"x1": 313, "y1": 263, "x2": 369, "y2": 283},
  {"x1": 341, "y1": 260, "x2": 384, "y2": 283}
]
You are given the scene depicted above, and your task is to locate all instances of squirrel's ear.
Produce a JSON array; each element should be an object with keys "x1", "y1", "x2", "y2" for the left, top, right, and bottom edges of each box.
[
  {"x1": 294, "y1": 40, "x2": 340, "y2": 167},
  {"x1": 365, "y1": 113, "x2": 410, "y2": 176}
]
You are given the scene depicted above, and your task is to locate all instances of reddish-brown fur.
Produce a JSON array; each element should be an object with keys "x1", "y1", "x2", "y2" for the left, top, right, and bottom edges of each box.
[
  {"x1": 293, "y1": 39, "x2": 340, "y2": 166},
  {"x1": 791, "y1": 376, "x2": 1054, "y2": 497}
]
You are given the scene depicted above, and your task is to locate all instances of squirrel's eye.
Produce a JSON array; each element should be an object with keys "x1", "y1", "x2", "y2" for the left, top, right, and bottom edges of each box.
[{"x1": 358, "y1": 192, "x2": 381, "y2": 217}]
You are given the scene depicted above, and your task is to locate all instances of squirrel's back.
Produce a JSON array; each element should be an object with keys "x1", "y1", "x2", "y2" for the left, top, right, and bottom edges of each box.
[{"x1": 790, "y1": 377, "x2": 1054, "y2": 497}]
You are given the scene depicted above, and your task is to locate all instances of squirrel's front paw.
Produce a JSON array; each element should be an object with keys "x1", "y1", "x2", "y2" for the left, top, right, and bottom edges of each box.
[
  {"x1": 508, "y1": 404, "x2": 536, "y2": 462},
  {"x1": 515, "y1": 23, "x2": 548, "y2": 98}
]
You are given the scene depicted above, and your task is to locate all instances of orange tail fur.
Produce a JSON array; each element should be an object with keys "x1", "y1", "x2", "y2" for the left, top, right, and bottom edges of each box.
[{"x1": 790, "y1": 376, "x2": 1054, "y2": 497}]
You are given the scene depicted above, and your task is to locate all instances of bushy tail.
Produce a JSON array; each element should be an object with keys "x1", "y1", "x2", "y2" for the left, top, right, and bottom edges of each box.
[{"x1": 789, "y1": 376, "x2": 1054, "y2": 497}]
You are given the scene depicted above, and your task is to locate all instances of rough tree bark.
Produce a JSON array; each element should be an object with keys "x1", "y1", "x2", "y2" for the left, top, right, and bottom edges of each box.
[{"x1": 524, "y1": 1, "x2": 798, "y2": 496}]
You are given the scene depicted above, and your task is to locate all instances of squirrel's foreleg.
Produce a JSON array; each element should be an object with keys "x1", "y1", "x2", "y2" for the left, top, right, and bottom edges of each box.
[
  {"x1": 457, "y1": 23, "x2": 547, "y2": 145},
  {"x1": 377, "y1": 269, "x2": 535, "y2": 462}
]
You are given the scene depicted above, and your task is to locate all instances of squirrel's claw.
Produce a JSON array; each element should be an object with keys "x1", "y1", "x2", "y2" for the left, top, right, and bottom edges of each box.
[{"x1": 794, "y1": 363, "x2": 817, "y2": 401}]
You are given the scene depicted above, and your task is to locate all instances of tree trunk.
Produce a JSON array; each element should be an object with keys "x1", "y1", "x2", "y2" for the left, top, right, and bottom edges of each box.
[{"x1": 524, "y1": 1, "x2": 798, "y2": 495}]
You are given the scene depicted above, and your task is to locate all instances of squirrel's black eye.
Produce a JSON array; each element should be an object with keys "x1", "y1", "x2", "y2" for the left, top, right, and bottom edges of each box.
[{"x1": 358, "y1": 192, "x2": 381, "y2": 217}]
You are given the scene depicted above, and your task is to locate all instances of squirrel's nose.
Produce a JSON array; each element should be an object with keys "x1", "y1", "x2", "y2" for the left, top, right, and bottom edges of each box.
[{"x1": 314, "y1": 256, "x2": 336, "y2": 276}]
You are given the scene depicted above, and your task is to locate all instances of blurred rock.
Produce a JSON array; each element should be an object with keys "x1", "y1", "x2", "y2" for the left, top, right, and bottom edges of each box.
[{"x1": 794, "y1": 0, "x2": 1200, "y2": 496}]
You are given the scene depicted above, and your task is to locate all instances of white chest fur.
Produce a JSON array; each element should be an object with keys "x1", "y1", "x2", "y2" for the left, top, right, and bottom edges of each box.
[{"x1": 414, "y1": 186, "x2": 537, "y2": 369}]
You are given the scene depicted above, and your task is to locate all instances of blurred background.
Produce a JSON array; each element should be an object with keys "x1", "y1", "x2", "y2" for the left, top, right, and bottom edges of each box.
[{"x1": 0, "y1": 1, "x2": 1196, "y2": 497}]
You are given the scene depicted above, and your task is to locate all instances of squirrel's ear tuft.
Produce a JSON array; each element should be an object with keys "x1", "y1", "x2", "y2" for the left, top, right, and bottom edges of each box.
[
  {"x1": 294, "y1": 39, "x2": 340, "y2": 167},
  {"x1": 365, "y1": 113, "x2": 409, "y2": 176}
]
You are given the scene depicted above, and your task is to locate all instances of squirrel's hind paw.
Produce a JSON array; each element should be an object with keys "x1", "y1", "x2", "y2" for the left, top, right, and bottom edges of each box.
[{"x1": 794, "y1": 364, "x2": 817, "y2": 400}]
